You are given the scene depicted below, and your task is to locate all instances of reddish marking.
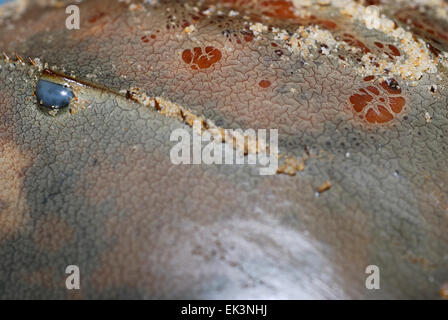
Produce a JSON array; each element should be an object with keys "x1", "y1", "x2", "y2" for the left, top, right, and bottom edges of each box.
[
  {"x1": 388, "y1": 97, "x2": 405, "y2": 113},
  {"x1": 314, "y1": 19, "x2": 337, "y2": 30},
  {"x1": 414, "y1": 22, "x2": 424, "y2": 29},
  {"x1": 151, "y1": 35, "x2": 156, "y2": 39},
  {"x1": 374, "y1": 41, "x2": 384, "y2": 48},
  {"x1": 365, "y1": 105, "x2": 393, "y2": 123},
  {"x1": 349, "y1": 91, "x2": 372, "y2": 112},
  {"x1": 366, "y1": 86, "x2": 380, "y2": 95},
  {"x1": 182, "y1": 50, "x2": 193, "y2": 64},
  {"x1": 88, "y1": 12, "x2": 106, "y2": 24},
  {"x1": 380, "y1": 79, "x2": 401, "y2": 94},
  {"x1": 307, "y1": 15, "x2": 338, "y2": 30},
  {"x1": 261, "y1": 0, "x2": 296, "y2": 19},
  {"x1": 366, "y1": 0, "x2": 381, "y2": 4},
  {"x1": 343, "y1": 35, "x2": 371, "y2": 54},
  {"x1": 349, "y1": 77, "x2": 406, "y2": 124},
  {"x1": 343, "y1": 35, "x2": 401, "y2": 61},
  {"x1": 427, "y1": 42, "x2": 441, "y2": 56},
  {"x1": 241, "y1": 31, "x2": 254, "y2": 42},
  {"x1": 259, "y1": 80, "x2": 271, "y2": 88},
  {"x1": 388, "y1": 44, "x2": 401, "y2": 56},
  {"x1": 182, "y1": 46, "x2": 222, "y2": 70},
  {"x1": 363, "y1": 75, "x2": 375, "y2": 81}
]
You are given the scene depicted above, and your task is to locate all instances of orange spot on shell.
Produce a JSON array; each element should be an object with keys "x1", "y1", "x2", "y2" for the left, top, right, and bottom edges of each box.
[
  {"x1": 182, "y1": 46, "x2": 222, "y2": 70},
  {"x1": 259, "y1": 80, "x2": 271, "y2": 88},
  {"x1": 366, "y1": 105, "x2": 394, "y2": 124},
  {"x1": 182, "y1": 49, "x2": 193, "y2": 64},
  {"x1": 366, "y1": 86, "x2": 380, "y2": 95},
  {"x1": 349, "y1": 77, "x2": 406, "y2": 124},
  {"x1": 350, "y1": 92, "x2": 372, "y2": 112},
  {"x1": 389, "y1": 96, "x2": 405, "y2": 113}
]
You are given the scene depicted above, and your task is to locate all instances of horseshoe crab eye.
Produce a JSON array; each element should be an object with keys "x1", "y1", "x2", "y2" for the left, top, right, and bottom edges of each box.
[{"x1": 35, "y1": 79, "x2": 74, "y2": 109}]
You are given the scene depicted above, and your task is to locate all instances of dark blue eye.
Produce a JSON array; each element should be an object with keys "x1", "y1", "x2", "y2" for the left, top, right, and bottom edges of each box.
[{"x1": 36, "y1": 79, "x2": 74, "y2": 109}]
